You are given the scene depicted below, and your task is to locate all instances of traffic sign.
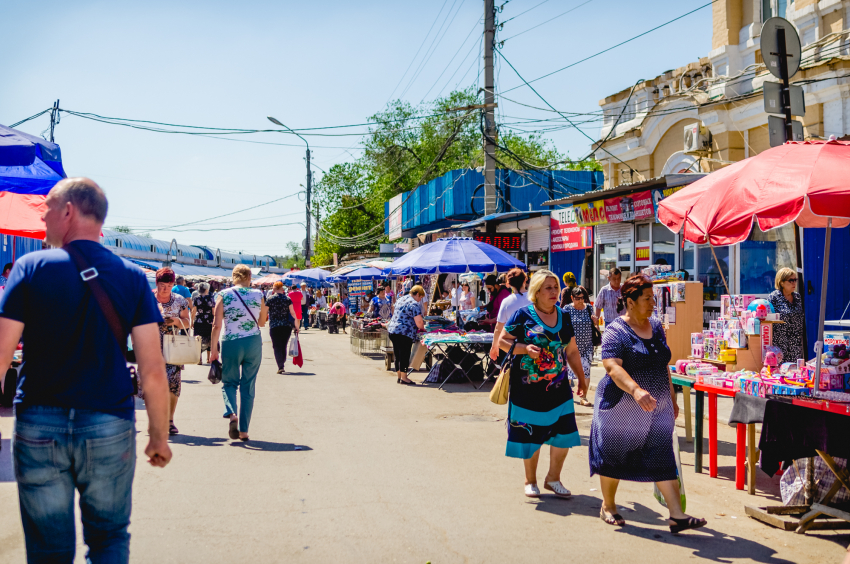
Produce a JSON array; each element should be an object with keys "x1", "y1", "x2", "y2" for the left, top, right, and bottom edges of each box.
[
  {"x1": 761, "y1": 17, "x2": 801, "y2": 79},
  {"x1": 763, "y1": 82, "x2": 805, "y2": 116},
  {"x1": 768, "y1": 115, "x2": 803, "y2": 147}
]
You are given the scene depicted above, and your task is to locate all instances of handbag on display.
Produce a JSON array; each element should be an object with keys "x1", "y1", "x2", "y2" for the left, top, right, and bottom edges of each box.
[
  {"x1": 162, "y1": 318, "x2": 203, "y2": 365},
  {"x1": 489, "y1": 341, "x2": 516, "y2": 405}
]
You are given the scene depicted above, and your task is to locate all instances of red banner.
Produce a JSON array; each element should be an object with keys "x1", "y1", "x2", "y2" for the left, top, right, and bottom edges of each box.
[
  {"x1": 550, "y1": 208, "x2": 593, "y2": 253},
  {"x1": 603, "y1": 190, "x2": 655, "y2": 223}
]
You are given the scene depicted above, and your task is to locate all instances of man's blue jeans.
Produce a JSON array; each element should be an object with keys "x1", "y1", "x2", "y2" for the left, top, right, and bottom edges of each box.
[{"x1": 13, "y1": 406, "x2": 136, "y2": 564}]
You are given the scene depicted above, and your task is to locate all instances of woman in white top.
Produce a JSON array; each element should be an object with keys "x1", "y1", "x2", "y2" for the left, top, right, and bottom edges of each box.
[
  {"x1": 458, "y1": 281, "x2": 476, "y2": 310},
  {"x1": 210, "y1": 264, "x2": 268, "y2": 441},
  {"x1": 488, "y1": 268, "x2": 530, "y2": 361}
]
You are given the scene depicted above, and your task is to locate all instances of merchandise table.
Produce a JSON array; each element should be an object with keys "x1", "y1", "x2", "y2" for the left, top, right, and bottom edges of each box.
[
  {"x1": 670, "y1": 373, "x2": 696, "y2": 444},
  {"x1": 755, "y1": 398, "x2": 850, "y2": 533},
  {"x1": 692, "y1": 382, "x2": 756, "y2": 492},
  {"x1": 418, "y1": 332, "x2": 493, "y2": 390}
]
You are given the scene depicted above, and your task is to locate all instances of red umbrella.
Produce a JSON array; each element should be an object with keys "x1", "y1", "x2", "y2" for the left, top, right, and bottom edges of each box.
[
  {"x1": 658, "y1": 140, "x2": 850, "y2": 245},
  {"x1": 658, "y1": 139, "x2": 850, "y2": 400}
]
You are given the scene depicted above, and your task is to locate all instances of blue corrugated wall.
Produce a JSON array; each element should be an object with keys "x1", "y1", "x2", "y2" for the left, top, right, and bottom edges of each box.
[
  {"x1": 804, "y1": 225, "x2": 850, "y2": 358},
  {"x1": 0, "y1": 235, "x2": 43, "y2": 268}
]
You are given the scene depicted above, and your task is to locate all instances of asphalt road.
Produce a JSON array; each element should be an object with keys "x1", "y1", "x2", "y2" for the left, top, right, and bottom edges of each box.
[{"x1": 0, "y1": 326, "x2": 847, "y2": 563}]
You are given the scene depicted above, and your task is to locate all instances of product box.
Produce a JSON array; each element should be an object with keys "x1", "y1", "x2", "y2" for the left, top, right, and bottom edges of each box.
[
  {"x1": 704, "y1": 338, "x2": 717, "y2": 360},
  {"x1": 716, "y1": 338, "x2": 728, "y2": 351},
  {"x1": 691, "y1": 344, "x2": 704, "y2": 358},
  {"x1": 728, "y1": 329, "x2": 748, "y2": 349},
  {"x1": 671, "y1": 282, "x2": 686, "y2": 302},
  {"x1": 746, "y1": 317, "x2": 761, "y2": 335},
  {"x1": 825, "y1": 331, "x2": 850, "y2": 348},
  {"x1": 718, "y1": 351, "x2": 737, "y2": 363},
  {"x1": 691, "y1": 332, "x2": 705, "y2": 345}
]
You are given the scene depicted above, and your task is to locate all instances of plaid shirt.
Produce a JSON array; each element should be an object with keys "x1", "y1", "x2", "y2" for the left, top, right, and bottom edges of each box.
[{"x1": 595, "y1": 283, "x2": 622, "y2": 324}]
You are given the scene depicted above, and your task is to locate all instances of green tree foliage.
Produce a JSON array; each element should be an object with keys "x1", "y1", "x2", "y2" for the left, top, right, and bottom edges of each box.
[
  {"x1": 311, "y1": 88, "x2": 600, "y2": 266},
  {"x1": 273, "y1": 241, "x2": 306, "y2": 270}
]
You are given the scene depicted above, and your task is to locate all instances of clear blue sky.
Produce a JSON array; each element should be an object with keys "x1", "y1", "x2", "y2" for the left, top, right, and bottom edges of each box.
[{"x1": 1, "y1": 0, "x2": 712, "y2": 257}]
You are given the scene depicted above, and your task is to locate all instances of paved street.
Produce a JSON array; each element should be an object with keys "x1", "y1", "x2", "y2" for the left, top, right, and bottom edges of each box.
[{"x1": 0, "y1": 327, "x2": 847, "y2": 563}]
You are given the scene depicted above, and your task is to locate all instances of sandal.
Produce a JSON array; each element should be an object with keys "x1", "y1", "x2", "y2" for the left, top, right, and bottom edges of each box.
[
  {"x1": 668, "y1": 516, "x2": 707, "y2": 534},
  {"x1": 168, "y1": 421, "x2": 179, "y2": 435},
  {"x1": 600, "y1": 508, "x2": 625, "y2": 526},
  {"x1": 524, "y1": 484, "x2": 541, "y2": 498},
  {"x1": 544, "y1": 481, "x2": 571, "y2": 498},
  {"x1": 228, "y1": 419, "x2": 239, "y2": 440}
]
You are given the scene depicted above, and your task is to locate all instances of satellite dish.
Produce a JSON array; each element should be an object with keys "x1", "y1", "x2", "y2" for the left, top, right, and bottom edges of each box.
[{"x1": 761, "y1": 17, "x2": 801, "y2": 79}]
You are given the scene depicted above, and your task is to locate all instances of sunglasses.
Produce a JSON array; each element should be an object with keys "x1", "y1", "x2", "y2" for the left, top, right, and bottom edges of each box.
[{"x1": 787, "y1": 278, "x2": 798, "y2": 283}]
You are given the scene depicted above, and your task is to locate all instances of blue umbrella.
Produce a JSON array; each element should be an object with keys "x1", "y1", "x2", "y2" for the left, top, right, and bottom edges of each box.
[
  {"x1": 327, "y1": 266, "x2": 386, "y2": 283},
  {"x1": 282, "y1": 268, "x2": 332, "y2": 287},
  {"x1": 383, "y1": 237, "x2": 525, "y2": 275}
]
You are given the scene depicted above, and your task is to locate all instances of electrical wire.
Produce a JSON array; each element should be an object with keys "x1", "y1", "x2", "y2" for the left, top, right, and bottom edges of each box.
[
  {"x1": 499, "y1": 0, "x2": 552, "y2": 25},
  {"x1": 420, "y1": 16, "x2": 483, "y2": 102},
  {"x1": 148, "y1": 193, "x2": 302, "y2": 232},
  {"x1": 8, "y1": 109, "x2": 51, "y2": 129},
  {"x1": 400, "y1": 0, "x2": 466, "y2": 100},
  {"x1": 385, "y1": 0, "x2": 452, "y2": 104},
  {"x1": 501, "y1": 0, "x2": 718, "y2": 94},
  {"x1": 499, "y1": 0, "x2": 598, "y2": 44}
]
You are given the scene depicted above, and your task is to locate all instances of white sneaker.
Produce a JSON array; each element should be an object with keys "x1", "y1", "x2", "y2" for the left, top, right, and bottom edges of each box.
[
  {"x1": 544, "y1": 481, "x2": 572, "y2": 497},
  {"x1": 524, "y1": 484, "x2": 541, "y2": 498}
]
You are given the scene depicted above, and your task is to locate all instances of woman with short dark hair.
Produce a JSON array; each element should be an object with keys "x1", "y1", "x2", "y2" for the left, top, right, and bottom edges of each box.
[
  {"x1": 589, "y1": 274, "x2": 705, "y2": 533},
  {"x1": 192, "y1": 282, "x2": 215, "y2": 365}
]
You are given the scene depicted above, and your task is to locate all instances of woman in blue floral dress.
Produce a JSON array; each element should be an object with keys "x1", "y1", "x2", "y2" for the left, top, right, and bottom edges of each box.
[{"x1": 500, "y1": 270, "x2": 589, "y2": 499}]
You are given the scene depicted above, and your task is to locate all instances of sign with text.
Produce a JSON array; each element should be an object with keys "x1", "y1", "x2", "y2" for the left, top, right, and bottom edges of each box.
[
  {"x1": 574, "y1": 199, "x2": 608, "y2": 226},
  {"x1": 604, "y1": 190, "x2": 655, "y2": 223},
  {"x1": 348, "y1": 280, "x2": 372, "y2": 297},
  {"x1": 550, "y1": 207, "x2": 593, "y2": 253},
  {"x1": 473, "y1": 233, "x2": 522, "y2": 251},
  {"x1": 636, "y1": 245, "x2": 650, "y2": 262},
  {"x1": 388, "y1": 194, "x2": 403, "y2": 241}
]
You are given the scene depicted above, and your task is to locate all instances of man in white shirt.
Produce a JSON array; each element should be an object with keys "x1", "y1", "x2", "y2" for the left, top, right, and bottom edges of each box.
[{"x1": 450, "y1": 281, "x2": 460, "y2": 311}]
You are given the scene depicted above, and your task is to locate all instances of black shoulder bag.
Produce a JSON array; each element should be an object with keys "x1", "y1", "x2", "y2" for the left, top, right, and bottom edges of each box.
[{"x1": 64, "y1": 245, "x2": 138, "y2": 394}]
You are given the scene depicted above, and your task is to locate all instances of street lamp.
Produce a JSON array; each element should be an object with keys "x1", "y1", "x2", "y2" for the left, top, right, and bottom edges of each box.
[{"x1": 268, "y1": 116, "x2": 312, "y2": 266}]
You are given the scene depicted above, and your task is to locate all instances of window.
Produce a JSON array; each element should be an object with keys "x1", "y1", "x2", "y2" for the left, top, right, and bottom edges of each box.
[
  {"x1": 683, "y1": 241, "x2": 695, "y2": 280},
  {"x1": 762, "y1": 0, "x2": 786, "y2": 20},
  {"x1": 739, "y1": 223, "x2": 796, "y2": 294},
  {"x1": 762, "y1": 0, "x2": 772, "y2": 20},
  {"x1": 697, "y1": 244, "x2": 729, "y2": 301},
  {"x1": 150, "y1": 245, "x2": 155, "y2": 253},
  {"x1": 652, "y1": 222, "x2": 676, "y2": 267},
  {"x1": 597, "y1": 243, "x2": 617, "y2": 295},
  {"x1": 636, "y1": 224, "x2": 650, "y2": 243}
]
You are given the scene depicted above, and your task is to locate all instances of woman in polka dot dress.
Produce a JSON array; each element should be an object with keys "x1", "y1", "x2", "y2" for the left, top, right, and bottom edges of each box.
[{"x1": 589, "y1": 274, "x2": 706, "y2": 534}]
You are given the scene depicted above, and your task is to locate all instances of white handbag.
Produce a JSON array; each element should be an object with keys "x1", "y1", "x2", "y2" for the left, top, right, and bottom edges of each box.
[{"x1": 162, "y1": 318, "x2": 202, "y2": 365}]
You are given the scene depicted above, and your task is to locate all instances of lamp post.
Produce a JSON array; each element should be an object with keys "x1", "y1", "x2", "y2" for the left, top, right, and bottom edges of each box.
[{"x1": 268, "y1": 116, "x2": 312, "y2": 266}]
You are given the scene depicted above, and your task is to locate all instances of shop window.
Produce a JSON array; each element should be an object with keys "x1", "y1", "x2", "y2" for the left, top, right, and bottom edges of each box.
[
  {"x1": 683, "y1": 241, "x2": 695, "y2": 280},
  {"x1": 740, "y1": 223, "x2": 796, "y2": 295},
  {"x1": 597, "y1": 243, "x2": 617, "y2": 294},
  {"x1": 697, "y1": 244, "x2": 729, "y2": 301},
  {"x1": 652, "y1": 222, "x2": 676, "y2": 267},
  {"x1": 636, "y1": 224, "x2": 650, "y2": 243}
]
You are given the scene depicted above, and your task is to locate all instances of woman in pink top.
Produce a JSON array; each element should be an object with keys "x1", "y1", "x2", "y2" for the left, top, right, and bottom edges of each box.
[
  {"x1": 330, "y1": 301, "x2": 347, "y2": 333},
  {"x1": 287, "y1": 285, "x2": 303, "y2": 320}
]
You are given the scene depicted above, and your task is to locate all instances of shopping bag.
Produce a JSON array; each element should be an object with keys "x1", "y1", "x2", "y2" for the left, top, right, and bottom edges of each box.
[
  {"x1": 208, "y1": 360, "x2": 222, "y2": 385},
  {"x1": 288, "y1": 333, "x2": 299, "y2": 358},
  {"x1": 409, "y1": 341, "x2": 429, "y2": 371},
  {"x1": 653, "y1": 428, "x2": 686, "y2": 512},
  {"x1": 489, "y1": 341, "x2": 516, "y2": 405}
]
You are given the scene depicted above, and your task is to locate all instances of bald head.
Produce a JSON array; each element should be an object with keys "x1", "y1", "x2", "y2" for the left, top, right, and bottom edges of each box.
[{"x1": 48, "y1": 178, "x2": 108, "y2": 224}]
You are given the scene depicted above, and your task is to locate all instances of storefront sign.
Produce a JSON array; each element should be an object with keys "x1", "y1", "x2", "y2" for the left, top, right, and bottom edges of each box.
[
  {"x1": 574, "y1": 200, "x2": 608, "y2": 226},
  {"x1": 550, "y1": 207, "x2": 593, "y2": 252},
  {"x1": 388, "y1": 193, "x2": 403, "y2": 241},
  {"x1": 348, "y1": 280, "x2": 372, "y2": 297},
  {"x1": 473, "y1": 233, "x2": 522, "y2": 251},
  {"x1": 651, "y1": 186, "x2": 684, "y2": 221},
  {"x1": 636, "y1": 246, "x2": 650, "y2": 262},
  {"x1": 604, "y1": 190, "x2": 655, "y2": 223}
]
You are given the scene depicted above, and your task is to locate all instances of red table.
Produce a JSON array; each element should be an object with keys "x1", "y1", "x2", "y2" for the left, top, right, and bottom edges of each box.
[{"x1": 692, "y1": 382, "x2": 750, "y2": 490}]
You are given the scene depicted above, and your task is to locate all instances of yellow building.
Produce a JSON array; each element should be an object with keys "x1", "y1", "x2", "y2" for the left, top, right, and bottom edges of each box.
[{"x1": 553, "y1": 0, "x2": 850, "y2": 308}]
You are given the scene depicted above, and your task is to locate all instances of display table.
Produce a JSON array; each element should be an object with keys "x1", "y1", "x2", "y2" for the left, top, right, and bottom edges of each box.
[
  {"x1": 670, "y1": 373, "x2": 696, "y2": 444},
  {"x1": 749, "y1": 398, "x2": 850, "y2": 533},
  {"x1": 419, "y1": 332, "x2": 493, "y2": 390}
]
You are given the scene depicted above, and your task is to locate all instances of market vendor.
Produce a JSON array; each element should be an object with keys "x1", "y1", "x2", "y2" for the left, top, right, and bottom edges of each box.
[
  {"x1": 368, "y1": 287, "x2": 392, "y2": 320},
  {"x1": 768, "y1": 267, "x2": 805, "y2": 364},
  {"x1": 481, "y1": 274, "x2": 511, "y2": 332}
]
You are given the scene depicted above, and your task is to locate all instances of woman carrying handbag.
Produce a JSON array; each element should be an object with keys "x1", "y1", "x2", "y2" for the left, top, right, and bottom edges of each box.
[
  {"x1": 150, "y1": 267, "x2": 191, "y2": 436},
  {"x1": 210, "y1": 265, "x2": 268, "y2": 442}
]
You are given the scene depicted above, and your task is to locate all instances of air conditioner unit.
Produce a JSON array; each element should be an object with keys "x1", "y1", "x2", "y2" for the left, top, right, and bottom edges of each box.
[{"x1": 683, "y1": 123, "x2": 708, "y2": 154}]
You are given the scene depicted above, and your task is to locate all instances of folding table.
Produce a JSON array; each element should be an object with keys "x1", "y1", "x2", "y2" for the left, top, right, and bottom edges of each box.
[{"x1": 418, "y1": 333, "x2": 493, "y2": 390}]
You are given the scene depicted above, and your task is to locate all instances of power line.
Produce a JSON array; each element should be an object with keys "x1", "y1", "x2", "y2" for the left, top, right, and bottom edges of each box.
[
  {"x1": 386, "y1": 0, "x2": 452, "y2": 103},
  {"x1": 499, "y1": 0, "x2": 598, "y2": 43},
  {"x1": 420, "y1": 16, "x2": 483, "y2": 102},
  {"x1": 501, "y1": 0, "x2": 718, "y2": 94},
  {"x1": 399, "y1": 0, "x2": 465, "y2": 100},
  {"x1": 150, "y1": 193, "x2": 302, "y2": 232},
  {"x1": 499, "y1": 0, "x2": 552, "y2": 25}
]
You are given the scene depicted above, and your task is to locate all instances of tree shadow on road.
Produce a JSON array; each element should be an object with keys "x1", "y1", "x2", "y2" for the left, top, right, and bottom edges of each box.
[
  {"x1": 169, "y1": 433, "x2": 311, "y2": 452},
  {"x1": 532, "y1": 497, "x2": 795, "y2": 563}
]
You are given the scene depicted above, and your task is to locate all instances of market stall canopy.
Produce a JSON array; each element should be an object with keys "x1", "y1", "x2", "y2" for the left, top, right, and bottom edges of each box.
[
  {"x1": 282, "y1": 267, "x2": 332, "y2": 287},
  {"x1": 327, "y1": 266, "x2": 386, "y2": 282},
  {"x1": 252, "y1": 273, "x2": 285, "y2": 286},
  {"x1": 0, "y1": 124, "x2": 67, "y2": 238},
  {"x1": 331, "y1": 259, "x2": 394, "y2": 278},
  {"x1": 383, "y1": 237, "x2": 525, "y2": 275},
  {"x1": 657, "y1": 140, "x2": 850, "y2": 246}
]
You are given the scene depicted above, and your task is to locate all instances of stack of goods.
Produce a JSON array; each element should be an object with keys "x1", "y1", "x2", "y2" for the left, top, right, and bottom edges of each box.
[
  {"x1": 671, "y1": 359, "x2": 733, "y2": 387},
  {"x1": 641, "y1": 264, "x2": 685, "y2": 282},
  {"x1": 807, "y1": 343, "x2": 850, "y2": 391},
  {"x1": 721, "y1": 295, "x2": 780, "y2": 334},
  {"x1": 735, "y1": 362, "x2": 812, "y2": 398},
  {"x1": 423, "y1": 316, "x2": 457, "y2": 333},
  {"x1": 693, "y1": 321, "x2": 738, "y2": 364}
]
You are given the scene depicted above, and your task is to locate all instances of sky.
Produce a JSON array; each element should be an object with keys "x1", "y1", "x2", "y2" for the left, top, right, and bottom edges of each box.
[{"x1": 1, "y1": 0, "x2": 712, "y2": 258}]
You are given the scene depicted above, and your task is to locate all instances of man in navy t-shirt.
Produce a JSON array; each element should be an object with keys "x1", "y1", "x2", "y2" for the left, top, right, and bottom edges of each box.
[{"x1": 0, "y1": 178, "x2": 172, "y2": 563}]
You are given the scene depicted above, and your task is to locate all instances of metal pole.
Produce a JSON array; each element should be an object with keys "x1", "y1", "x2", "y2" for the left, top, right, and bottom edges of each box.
[
  {"x1": 777, "y1": 28, "x2": 793, "y2": 143},
  {"x1": 306, "y1": 147, "x2": 312, "y2": 267},
  {"x1": 795, "y1": 225, "x2": 807, "y2": 357},
  {"x1": 813, "y1": 217, "x2": 831, "y2": 397},
  {"x1": 483, "y1": 0, "x2": 497, "y2": 215}
]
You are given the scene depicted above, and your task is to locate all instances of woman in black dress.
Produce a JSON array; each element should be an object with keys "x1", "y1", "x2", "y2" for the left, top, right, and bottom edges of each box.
[
  {"x1": 768, "y1": 267, "x2": 805, "y2": 364},
  {"x1": 192, "y1": 282, "x2": 215, "y2": 365}
]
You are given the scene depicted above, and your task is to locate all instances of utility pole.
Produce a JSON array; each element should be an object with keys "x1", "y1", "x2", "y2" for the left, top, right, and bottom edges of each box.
[
  {"x1": 268, "y1": 116, "x2": 312, "y2": 266},
  {"x1": 48, "y1": 99, "x2": 59, "y2": 142},
  {"x1": 305, "y1": 147, "x2": 312, "y2": 267},
  {"x1": 483, "y1": 0, "x2": 497, "y2": 215}
]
